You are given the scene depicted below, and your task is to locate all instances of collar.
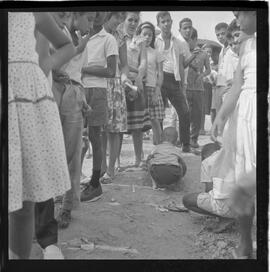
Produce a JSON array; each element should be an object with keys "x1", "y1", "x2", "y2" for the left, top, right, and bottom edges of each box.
[
  {"x1": 157, "y1": 32, "x2": 176, "y2": 42},
  {"x1": 117, "y1": 23, "x2": 132, "y2": 40},
  {"x1": 89, "y1": 27, "x2": 107, "y2": 39}
]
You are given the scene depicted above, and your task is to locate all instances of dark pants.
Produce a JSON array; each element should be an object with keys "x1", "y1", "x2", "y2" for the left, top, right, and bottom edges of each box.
[
  {"x1": 150, "y1": 164, "x2": 185, "y2": 186},
  {"x1": 187, "y1": 90, "x2": 204, "y2": 142},
  {"x1": 161, "y1": 72, "x2": 190, "y2": 146},
  {"x1": 35, "y1": 198, "x2": 57, "y2": 249}
]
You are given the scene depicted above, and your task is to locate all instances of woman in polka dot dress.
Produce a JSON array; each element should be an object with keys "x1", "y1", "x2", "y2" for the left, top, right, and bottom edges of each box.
[{"x1": 8, "y1": 12, "x2": 75, "y2": 259}]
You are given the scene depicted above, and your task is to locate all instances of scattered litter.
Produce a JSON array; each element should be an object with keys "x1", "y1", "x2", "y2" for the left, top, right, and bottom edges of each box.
[
  {"x1": 67, "y1": 247, "x2": 81, "y2": 250},
  {"x1": 157, "y1": 205, "x2": 169, "y2": 212},
  {"x1": 95, "y1": 244, "x2": 139, "y2": 254},
  {"x1": 108, "y1": 202, "x2": 121, "y2": 206},
  {"x1": 67, "y1": 238, "x2": 82, "y2": 248},
  {"x1": 216, "y1": 240, "x2": 227, "y2": 249},
  {"x1": 81, "y1": 243, "x2": 95, "y2": 251},
  {"x1": 110, "y1": 198, "x2": 116, "y2": 202},
  {"x1": 165, "y1": 202, "x2": 189, "y2": 213}
]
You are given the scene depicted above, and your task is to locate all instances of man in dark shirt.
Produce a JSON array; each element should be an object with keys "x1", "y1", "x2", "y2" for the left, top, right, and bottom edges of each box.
[{"x1": 186, "y1": 28, "x2": 210, "y2": 148}]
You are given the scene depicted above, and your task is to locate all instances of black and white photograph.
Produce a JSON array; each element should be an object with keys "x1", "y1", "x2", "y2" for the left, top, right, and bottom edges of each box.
[{"x1": 0, "y1": 1, "x2": 268, "y2": 269}]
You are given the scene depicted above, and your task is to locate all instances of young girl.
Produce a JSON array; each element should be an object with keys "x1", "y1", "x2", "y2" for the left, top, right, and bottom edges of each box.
[
  {"x1": 117, "y1": 12, "x2": 151, "y2": 167},
  {"x1": 212, "y1": 10, "x2": 257, "y2": 259},
  {"x1": 100, "y1": 12, "x2": 131, "y2": 183},
  {"x1": 183, "y1": 12, "x2": 256, "y2": 257},
  {"x1": 136, "y1": 22, "x2": 165, "y2": 145},
  {"x1": 9, "y1": 12, "x2": 75, "y2": 259}
]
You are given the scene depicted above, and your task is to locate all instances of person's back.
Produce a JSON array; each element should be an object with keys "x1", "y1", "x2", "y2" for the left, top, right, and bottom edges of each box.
[{"x1": 147, "y1": 127, "x2": 187, "y2": 189}]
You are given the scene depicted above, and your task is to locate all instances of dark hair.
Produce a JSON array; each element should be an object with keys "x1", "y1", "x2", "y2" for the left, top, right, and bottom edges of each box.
[
  {"x1": 136, "y1": 21, "x2": 156, "y2": 49},
  {"x1": 105, "y1": 12, "x2": 126, "y2": 23},
  {"x1": 215, "y1": 22, "x2": 228, "y2": 32},
  {"x1": 156, "y1": 11, "x2": 171, "y2": 24},
  {"x1": 179, "y1": 17, "x2": 192, "y2": 29},
  {"x1": 227, "y1": 18, "x2": 240, "y2": 34},
  {"x1": 190, "y1": 27, "x2": 198, "y2": 40}
]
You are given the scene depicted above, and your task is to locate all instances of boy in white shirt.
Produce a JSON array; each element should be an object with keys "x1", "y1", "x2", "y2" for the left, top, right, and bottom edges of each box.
[{"x1": 80, "y1": 12, "x2": 118, "y2": 202}]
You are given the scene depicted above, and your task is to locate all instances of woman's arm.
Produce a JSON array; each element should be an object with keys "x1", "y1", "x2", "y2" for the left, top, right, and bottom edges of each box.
[
  {"x1": 119, "y1": 42, "x2": 132, "y2": 84},
  {"x1": 211, "y1": 45, "x2": 244, "y2": 141},
  {"x1": 82, "y1": 55, "x2": 117, "y2": 78},
  {"x1": 34, "y1": 13, "x2": 75, "y2": 70},
  {"x1": 134, "y1": 42, "x2": 147, "y2": 91}
]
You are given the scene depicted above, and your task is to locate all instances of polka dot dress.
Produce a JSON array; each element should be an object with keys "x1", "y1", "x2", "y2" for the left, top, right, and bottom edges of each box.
[{"x1": 8, "y1": 12, "x2": 71, "y2": 213}]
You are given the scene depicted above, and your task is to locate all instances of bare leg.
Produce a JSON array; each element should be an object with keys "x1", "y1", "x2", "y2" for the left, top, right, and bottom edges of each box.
[
  {"x1": 9, "y1": 201, "x2": 35, "y2": 259},
  {"x1": 107, "y1": 132, "x2": 120, "y2": 178},
  {"x1": 117, "y1": 133, "x2": 123, "y2": 169},
  {"x1": 151, "y1": 119, "x2": 162, "y2": 145},
  {"x1": 101, "y1": 131, "x2": 107, "y2": 175},
  {"x1": 132, "y1": 129, "x2": 143, "y2": 166}
]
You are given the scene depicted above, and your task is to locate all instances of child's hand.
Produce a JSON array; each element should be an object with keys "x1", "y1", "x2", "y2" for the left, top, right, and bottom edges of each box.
[{"x1": 76, "y1": 30, "x2": 90, "y2": 54}]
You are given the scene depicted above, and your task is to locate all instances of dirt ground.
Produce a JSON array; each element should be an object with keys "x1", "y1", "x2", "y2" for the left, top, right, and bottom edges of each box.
[{"x1": 30, "y1": 113, "x2": 255, "y2": 260}]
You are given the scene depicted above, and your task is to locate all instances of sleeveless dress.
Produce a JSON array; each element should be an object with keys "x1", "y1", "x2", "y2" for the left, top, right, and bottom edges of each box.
[
  {"x1": 210, "y1": 36, "x2": 256, "y2": 194},
  {"x1": 8, "y1": 13, "x2": 71, "y2": 212}
]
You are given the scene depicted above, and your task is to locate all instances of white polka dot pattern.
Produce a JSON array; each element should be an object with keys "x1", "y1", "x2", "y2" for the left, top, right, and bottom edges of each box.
[{"x1": 8, "y1": 12, "x2": 71, "y2": 213}]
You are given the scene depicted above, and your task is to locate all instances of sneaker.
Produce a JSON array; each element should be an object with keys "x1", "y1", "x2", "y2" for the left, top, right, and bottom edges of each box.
[
  {"x1": 43, "y1": 245, "x2": 64, "y2": 259},
  {"x1": 80, "y1": 184, "x2": 103, "y2": 202},
  {"x1": 190, "y1": 139, "x2": 199, "y2": 148},
  {"x1": 56, "y1": 209, "x2": 71, "y2": 229},
  {"x1": 182, "y1": 144, "x2": 191, "y2": 153}
]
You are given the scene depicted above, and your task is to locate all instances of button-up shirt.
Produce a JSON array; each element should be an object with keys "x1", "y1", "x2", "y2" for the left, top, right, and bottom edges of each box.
[{"x1": 155, "y1": 33, "x2": 185, "y2": 82}]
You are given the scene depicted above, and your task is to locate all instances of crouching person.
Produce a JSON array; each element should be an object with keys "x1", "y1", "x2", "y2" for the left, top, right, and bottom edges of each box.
[
  {"x1": 146, "y1": 127, "x2": 187, "y2": 190},
  {"x1": 182, "y1": 142, "x2": 237, "y2": 233}
]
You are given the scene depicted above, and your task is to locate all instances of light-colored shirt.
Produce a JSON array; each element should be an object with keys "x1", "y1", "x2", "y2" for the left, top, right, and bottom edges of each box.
[
  {"x1": 145, "y1": 47, "x2": 165, "y2": 88},
  {"x1": 82, "y1": 27, "x2": 118, "y2": 88},
  {"x1": 216, "y1": 45, "x2": 230, "y2": 86},
  {"x1": 57, "y1": 26, "x2": 88, "y2": 85},
  {"x1": 163, "y1": 47, "x2": 174, "y2": 74},
  {"x1": 223, "y1": 47, "x2": 239, "y2": 86},
  {"x1": 150, "y1": 141, "x2": 184, "y2": 167},
  {"x1": 155, "y1": 33, "x2": 185, "y2": 82},
  {"x1": 177, "y1": 33, "x2": 192, "y2": 85}
]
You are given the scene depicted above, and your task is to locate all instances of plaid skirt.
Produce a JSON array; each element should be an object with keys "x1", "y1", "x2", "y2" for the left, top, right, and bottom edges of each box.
[
  {"x1": 125, "y1": 86, "x2": 151, "y2": 132},
  {"x1": 145, "y1": 86, "x2": 165, "y2": 120}
]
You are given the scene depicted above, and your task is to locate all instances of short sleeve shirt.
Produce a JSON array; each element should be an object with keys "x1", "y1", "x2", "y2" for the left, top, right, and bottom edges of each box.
[
  {"x1": 146, "y1": 47, "x2": 165, "y2": 87},
  {"x1": 150, "y1": 142, "x2": 184, "y2": 167},
  {"x1": 82, "y1": 28, "x2": 118, "y2": 88},
  {"x1": 187, "y1": 48, "x2": 209, "y2": 91}
]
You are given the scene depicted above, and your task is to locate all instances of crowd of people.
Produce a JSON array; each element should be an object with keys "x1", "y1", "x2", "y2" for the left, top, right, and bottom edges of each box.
[{"x1": 8, "y1": 10, "x2": 256, "y2": 259}]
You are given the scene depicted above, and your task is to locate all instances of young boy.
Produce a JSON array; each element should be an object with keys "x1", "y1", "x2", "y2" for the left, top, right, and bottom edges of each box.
[
  {"x1": 147, "y1": 127, "x2": 187, "y2": 189},
  {"x1": 186, "y1": 28, "x2": 211, "y2": 148},
  {"x1": 51, "y1": 12, "x2": 95, "y2": 229},
  {"x1": 211, "y1": 22, "x2": 229, "y2": 121},
  {"x1": 80, "y1": 12, "x2": 118, "y2": 202}
]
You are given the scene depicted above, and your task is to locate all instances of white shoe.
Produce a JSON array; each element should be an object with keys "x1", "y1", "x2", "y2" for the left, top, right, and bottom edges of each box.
[{"x1": 43, "y1": 245, "x2": 64, "y2": 259}]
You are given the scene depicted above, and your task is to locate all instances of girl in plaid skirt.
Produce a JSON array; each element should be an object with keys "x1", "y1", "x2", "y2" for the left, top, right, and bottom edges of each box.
[{"x1": 137, "y1": 22, "x2": 165, "y2": 145}]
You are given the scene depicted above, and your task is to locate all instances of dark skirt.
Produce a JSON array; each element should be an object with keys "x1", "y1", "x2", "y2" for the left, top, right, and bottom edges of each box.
[{"x1": 125, "y1": 86, "x2": 151, "y2": 133}]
